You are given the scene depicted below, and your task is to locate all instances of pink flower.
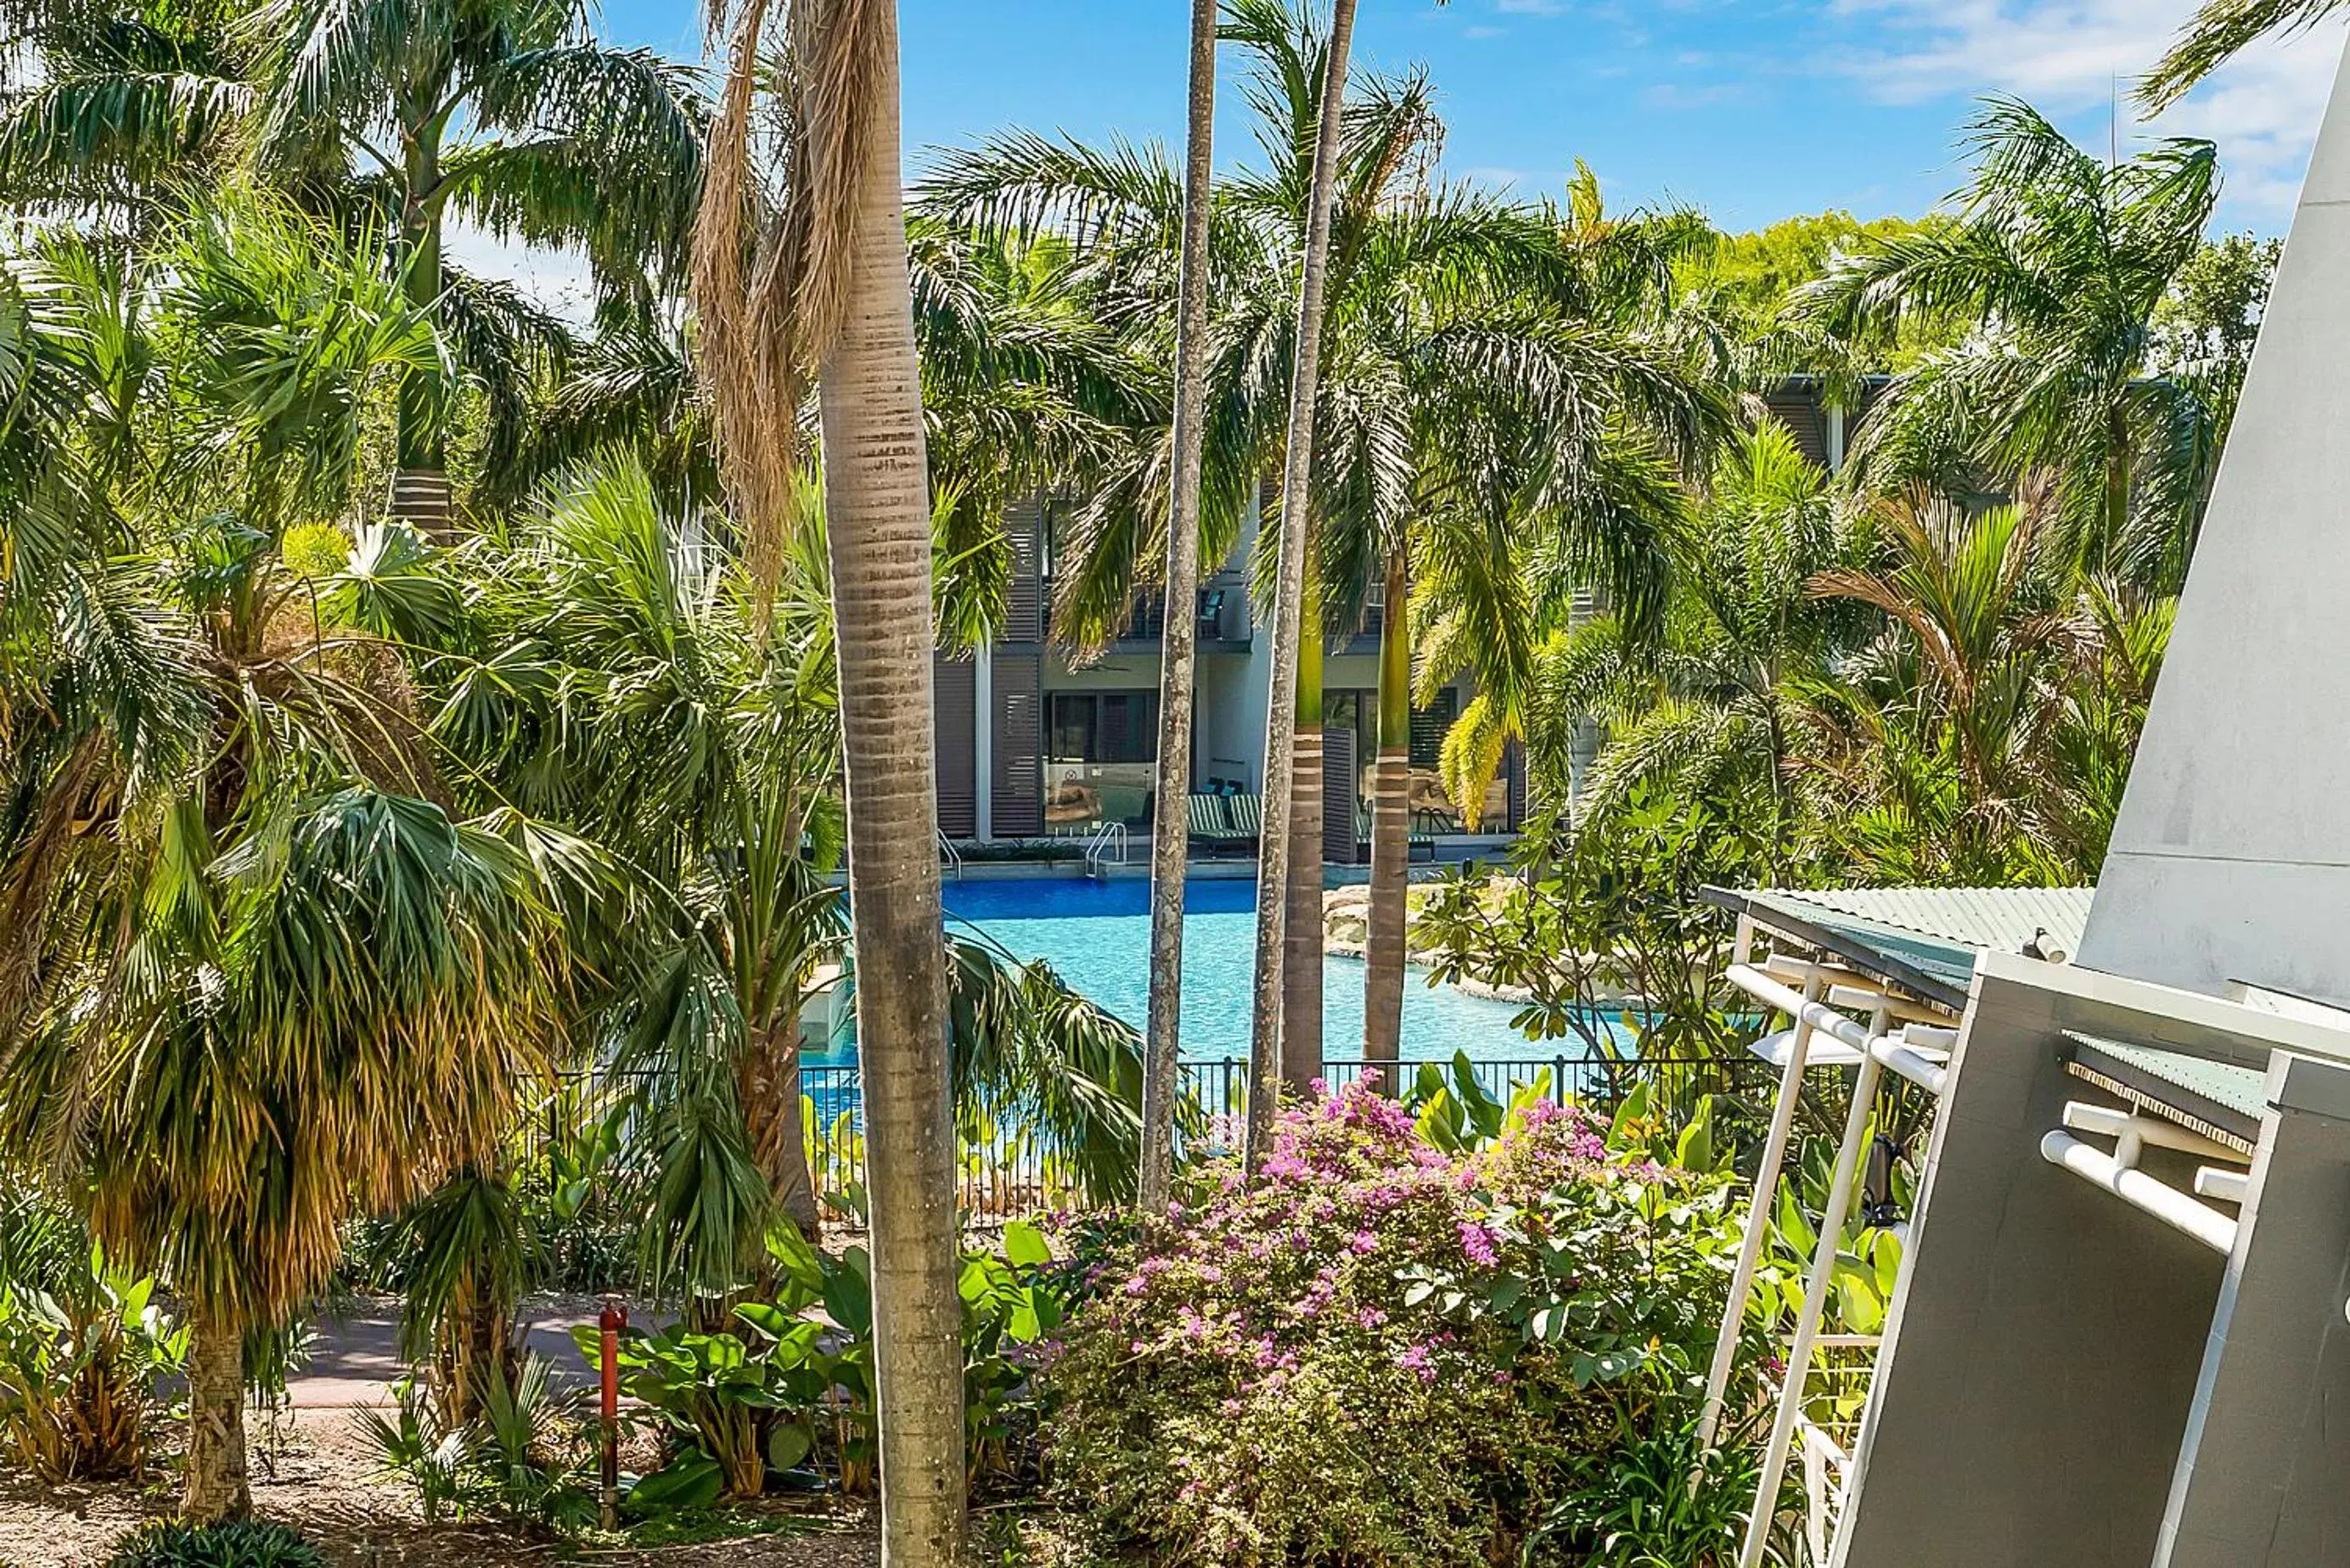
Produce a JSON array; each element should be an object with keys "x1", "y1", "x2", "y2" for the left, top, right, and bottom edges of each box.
[
  {"x1": 1349, "y1": 1230, "x2": 1379, "y2": 1254},
  {"x1": 1459, "y1": 1221, "x2": 1499, "y2": 1268}
]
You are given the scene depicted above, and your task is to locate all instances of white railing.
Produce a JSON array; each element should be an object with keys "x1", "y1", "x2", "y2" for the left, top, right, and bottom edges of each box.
[
  {"x1": 936, "y1": 829, "x2": 964, "y2": 880},
  {"x1": 1083, "y1": 820, "x2": 1129, "y2": 878}
]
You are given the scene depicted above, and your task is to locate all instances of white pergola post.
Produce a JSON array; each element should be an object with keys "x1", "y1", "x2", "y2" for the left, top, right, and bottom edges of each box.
[
  {"x1": 1738, "y1": 1002, "x2": 1889, "y2": 1568},
  {"x1": 1695, "y1": 966, "x2": 1827, "y2": 1459}
]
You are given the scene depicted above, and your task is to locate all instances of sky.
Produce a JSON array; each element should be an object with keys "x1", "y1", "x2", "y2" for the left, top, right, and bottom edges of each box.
[{"x1": 470, "y1": 0, "x2": 2350, "y2": 307}]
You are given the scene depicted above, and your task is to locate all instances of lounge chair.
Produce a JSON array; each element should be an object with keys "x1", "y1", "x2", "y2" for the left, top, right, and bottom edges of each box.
[
  {"x1": 1186, "y1": 793, "x2": 1252, "y2": 857},
  {"x1": 1352, "y1": 801, "x2": 1439, "y2": 863}
]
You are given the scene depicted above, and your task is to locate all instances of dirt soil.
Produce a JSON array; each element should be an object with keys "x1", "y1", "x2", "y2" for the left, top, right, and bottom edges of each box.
[{"x1": 0, "y1": 1407, "x2": 880, "y2": 1568}]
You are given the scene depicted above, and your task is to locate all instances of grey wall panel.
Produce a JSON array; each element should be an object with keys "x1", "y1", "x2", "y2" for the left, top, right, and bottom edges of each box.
[{"x1": 1834, "y1": 970, "x2": 2222, "y2": 1568}]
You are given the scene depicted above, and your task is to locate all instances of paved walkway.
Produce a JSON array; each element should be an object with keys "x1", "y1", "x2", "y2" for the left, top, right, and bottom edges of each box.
[{"x1": 289, "y1": 1297, "x2": 672, "y2": 1408}]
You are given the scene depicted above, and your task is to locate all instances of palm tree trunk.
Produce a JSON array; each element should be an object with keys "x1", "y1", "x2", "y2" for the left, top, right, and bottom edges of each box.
[
  {"x1": 742, "y1": 1018, "x2": 821, "y2": 1239},
  {"x1": 393, "y1": 146, "x2": 453, "y2": 539},
  {"x1": 817, "y1": 7, "x2": 965, "y2": 1559},
  {"x1": 1279, "y1": 570, "x2": 1324, "y2": 1095},
  {"x1": 1246, "y1": 0, "x2": 1360, "y2": 1167},
  {"x1": 1138, "y1": 0, "x2": 1222, "y2": 1214},
  {"x1": 183, "y1": 1307, "x2": 248, "y2": 1523},
  {"x1": 1363, "y1": 547, "x2": 1410, "y2": 1075}
]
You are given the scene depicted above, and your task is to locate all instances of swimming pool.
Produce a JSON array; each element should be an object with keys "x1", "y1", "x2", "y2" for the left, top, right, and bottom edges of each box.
[{"x1": 940, "y1": 875, "x2": 1563, "y2": 1062}]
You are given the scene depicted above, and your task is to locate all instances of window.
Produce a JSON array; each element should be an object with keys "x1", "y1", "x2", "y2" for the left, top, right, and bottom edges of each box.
[{"x1": 1049, "y1": 692, "x2": 1160, "y2": 763}]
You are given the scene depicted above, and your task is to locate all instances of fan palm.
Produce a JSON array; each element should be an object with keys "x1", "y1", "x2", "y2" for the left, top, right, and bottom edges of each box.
[
  {"x1": 0, "y1": 194, "x2": 571, "y2": 1521},
  {"x1": 1793, "y1": 97, "x2": 2219, "y2": 592}
]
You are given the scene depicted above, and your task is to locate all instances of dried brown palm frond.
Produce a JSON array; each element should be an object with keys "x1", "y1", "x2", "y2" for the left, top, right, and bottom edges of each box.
[{"x1": 693, "y1": 0, "x2": 893, "y2": 605}]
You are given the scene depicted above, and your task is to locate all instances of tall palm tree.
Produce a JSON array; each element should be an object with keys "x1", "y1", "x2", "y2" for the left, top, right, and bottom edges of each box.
[
  {"x1": 0, "y1": 196, "x2": 569, "y2": 1521},
  {"x1": 243, "y1": 0, "x2": 704, "y2": 530},
  {"x1": 1139, "y1": 0, "x2": 1221, "y2": 1211},
  {"x1": 1248, "y1": 0, "x2": 1355, "y2": 1149},
  {"x1": 1352, "y1": 171, "x2": 1728, "y2": 1066},
  {"x1": 694, "y1": 0, "x2": 965, "y2": 1558},
  {"x1": 1793, "y1": 98, "x2": 2220, "y2": 592}
]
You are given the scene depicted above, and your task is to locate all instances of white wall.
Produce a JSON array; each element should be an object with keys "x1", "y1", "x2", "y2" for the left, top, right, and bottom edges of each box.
[{"x1": 2081, "y1": 34, "x2": 2350, "y2": 1003}]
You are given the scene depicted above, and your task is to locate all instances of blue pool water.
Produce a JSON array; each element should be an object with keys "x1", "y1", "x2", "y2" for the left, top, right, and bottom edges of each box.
[{"x1": 940, "y1": 876, "x2": 1561, "y2": 1063}]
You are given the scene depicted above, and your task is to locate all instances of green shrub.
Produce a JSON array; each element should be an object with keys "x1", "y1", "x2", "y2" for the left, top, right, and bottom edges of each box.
[
  {"x1": 358, "y1": 1353, "x2": 597, "y2": 1532},
  {"x1": 1043, "y1": 1080, "x2": 1746, "y2": 1568},
  {"x1": 0, "y1": 1245, "x2": 188, "y2": 1481},
  {"x1": 1535, "y1": 1402, "x2": 1793, "y2": 1567},
  {"x1": 578, "y1": 1219, "x2": 1069, "y2": 1512},
  {"x1": 104, "y1": 1520, "x2": 324, "y2": 1568}
]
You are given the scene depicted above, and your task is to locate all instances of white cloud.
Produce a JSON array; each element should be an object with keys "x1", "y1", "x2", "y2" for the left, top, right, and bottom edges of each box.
[
  {"x1": 441, "y1": 218, "x2": 598, "y2": 322},
  {"x1": 1824, "y1": 0, "x2": 2347, "y2": 222}
]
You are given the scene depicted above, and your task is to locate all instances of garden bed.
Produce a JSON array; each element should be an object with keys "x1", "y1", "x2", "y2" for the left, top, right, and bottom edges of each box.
[{"x1": 0, "y1": 1408, "x2": 879, "y2": 1568}]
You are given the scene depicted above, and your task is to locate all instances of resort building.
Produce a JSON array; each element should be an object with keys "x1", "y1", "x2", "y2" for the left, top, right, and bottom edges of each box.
[{"x1": 930, "y1": 376, "x2": 1871, "y2": 857}]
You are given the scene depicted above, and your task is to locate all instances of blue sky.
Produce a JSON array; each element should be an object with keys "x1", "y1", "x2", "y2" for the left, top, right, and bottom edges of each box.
[
  {"x1": 610, "y1": 1, "x2": 2345, "y2": 225},
  {"x1": 483, "y1": 1, "x2": 2347, "y2": 305}
]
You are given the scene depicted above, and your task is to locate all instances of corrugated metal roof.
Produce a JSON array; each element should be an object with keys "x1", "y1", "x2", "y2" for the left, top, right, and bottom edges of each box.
[
  {"x1": 1759, "y1": 887, "x2": 2094, "y2": 956},
  {"x1": 2063, "y1": 1032, "x2": 2266, "y2": 1151},
  {"x1": 1708, "y1": 885, "x2": 2094, "y2": 1013}
]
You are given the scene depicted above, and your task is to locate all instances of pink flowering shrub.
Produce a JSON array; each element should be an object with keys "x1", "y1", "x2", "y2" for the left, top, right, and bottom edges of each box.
[{"x1": 1043, "y1": 1080, "x2": 1742, "y2": 1567}]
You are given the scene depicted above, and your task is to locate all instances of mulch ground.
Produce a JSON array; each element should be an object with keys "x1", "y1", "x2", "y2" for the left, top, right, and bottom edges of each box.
[{"x1": 0, "y1": 1408, "x2": 881, "y2": 1568}]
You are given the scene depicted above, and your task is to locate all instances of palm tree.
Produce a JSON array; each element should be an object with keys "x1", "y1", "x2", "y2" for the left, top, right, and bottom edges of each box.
[
  {"x1": 2144, "y1": 0, "x2": 2346, "y2": 107},
  {"x1": 2, "y1": 0, "x2": 708, "y2": 533},
  {"x1": 918, "y1": 3, "x2": 1723, "y2": 1100},
  {"x1": 694, "y1": 0, "x2": 965, "y2": 1557},
  {"x1": 247, "y1": 0, "x2": 703, "y2": 530},
  {"x1": 1353, "y1": 171, "x2": 1728, "y2": 1066},
  {"x1": 1139, "y1": 0, "x2": 1221, "y2": 1211},
  {"x1": 1800, "y1": 493, "x2": 2075, "y2": 883},
  {"x1": 0, "y1": 195, "x2": 569, "y2": 1521},
  {"x1": 1247, "y1": 0, "x2": 1355, "y2": 1149},
  {"x1": 1521, "y1": 422, "x2": 1860, "y2": 870},
  {"x1": 1793, "y1": 98, "x2": 2220, "y2": 592}
]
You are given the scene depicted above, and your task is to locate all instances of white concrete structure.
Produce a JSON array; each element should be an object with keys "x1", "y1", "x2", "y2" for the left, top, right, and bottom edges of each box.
[{"x1": 2081, "y1": 35, "x2": 2350, "y2": 1003}]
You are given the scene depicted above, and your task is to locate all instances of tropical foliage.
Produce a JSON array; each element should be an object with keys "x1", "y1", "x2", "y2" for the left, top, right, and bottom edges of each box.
[{"x1": 0, "y1": 0, "x2": 2300, "y2": 1553}]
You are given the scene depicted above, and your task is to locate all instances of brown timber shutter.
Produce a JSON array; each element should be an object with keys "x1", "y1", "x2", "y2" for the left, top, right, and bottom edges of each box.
[
  {"x1": 934, "y1": 655, "x2": 976, "y2": 840},
  {"x1": 1323, "y1": 725, "x2": 1358, "y2": 867},
  {"x1": 992, "y1": 650, "x2": 1044, "y2": 838}
]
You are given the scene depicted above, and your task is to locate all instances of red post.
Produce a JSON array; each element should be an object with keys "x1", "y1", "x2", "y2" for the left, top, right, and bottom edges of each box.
[{"x1": 599, "y1": 1295, "x2": 625, "y2": 1529}]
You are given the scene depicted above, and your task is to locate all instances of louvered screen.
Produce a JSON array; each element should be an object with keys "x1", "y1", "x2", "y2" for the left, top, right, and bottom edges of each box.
[
  {"x1": 933, "y1": 655, "x2": 976, "y2": 840},
  {"x1": 992, "y1": 650, "x2": 1044, "y2": 838},
  {"x1": 1323, "y1": 724, "x2": 1359, "y2": 866},
  {"x1": 1004, "y1": 498, "x2": 1044, "y2": 644}
]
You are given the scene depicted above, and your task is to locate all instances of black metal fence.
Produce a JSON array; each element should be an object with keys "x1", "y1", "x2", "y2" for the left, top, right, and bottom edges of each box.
[{"x1": 522, "y1": 1049, "x2": 1819, "y2": 1221}]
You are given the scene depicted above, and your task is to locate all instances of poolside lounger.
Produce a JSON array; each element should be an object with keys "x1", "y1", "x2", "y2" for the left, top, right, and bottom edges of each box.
[
  {"x1": 1352, "y1": 801, "x2": 1439, "y2": 863},
  {"x1": 1187, "y1": 793, "x2": 1253, "y2": 857},
  {"x1": 1223, "y1": 794, "x2": 1264, "y2": 840}
]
